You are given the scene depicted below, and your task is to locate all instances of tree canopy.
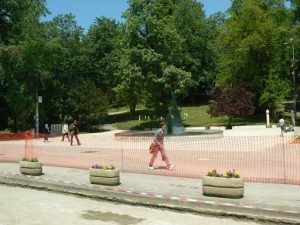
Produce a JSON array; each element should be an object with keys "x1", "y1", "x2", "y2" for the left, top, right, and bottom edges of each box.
[{"x1": 0, "y1": 0, "x2": 298, "y2": 131}]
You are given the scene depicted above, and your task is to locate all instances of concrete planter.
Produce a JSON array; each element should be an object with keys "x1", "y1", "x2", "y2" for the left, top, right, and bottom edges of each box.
[
  {"x1": 202, "y1": 176, "x2": 244, "y2": 198},
  {"x1": 89, "y1": 168, "x2": 120, "y2": 186},
  {"x1": 20, "y1": 161, "x2": 42, "y2": 176}
]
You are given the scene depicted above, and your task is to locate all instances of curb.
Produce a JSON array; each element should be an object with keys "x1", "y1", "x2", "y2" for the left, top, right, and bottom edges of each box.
[{"x1": 0, "y1": 171, "x2": 299, "y2": 224}]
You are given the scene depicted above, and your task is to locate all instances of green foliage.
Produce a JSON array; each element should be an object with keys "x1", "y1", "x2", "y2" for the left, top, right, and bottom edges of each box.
[
  {"x1": 67, "y1": 80, "x2": 108, "y2": 130},
  {"x1": 84, "y1": 17, "x2": 121, "y2": 100},
  {"x1": 215, "y1": 0, "x2": 299, "y2": 121},
  {"x1": 116, "y1": 0, "x2": 213, "y2": 114},
  {"x1": 174, "y1": 0, "x2": 217, "y2": 101},
  {"x1": 0, "y1": 0, "x2": 298, "y2": 131},
  {"x1": 218, "y1": 0, "x2": 276, "y2": 90},
  {"x1": 161, "y1": 65, "x2": 193, "y2": 97},
  {"x1": 259, "y1": 72, "x2": 291, "y2": 119},
  {"x1": 113, "y1": 64, "x2": 145, "y2": 116},
  {"x1": 0, "y1": 0, "x2": 49, "y2": 131}
]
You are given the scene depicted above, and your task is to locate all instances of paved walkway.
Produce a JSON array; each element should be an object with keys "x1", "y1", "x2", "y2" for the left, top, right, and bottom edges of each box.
[{"x1": 0, "y1": 163, "x2": 299, "y2": 224}]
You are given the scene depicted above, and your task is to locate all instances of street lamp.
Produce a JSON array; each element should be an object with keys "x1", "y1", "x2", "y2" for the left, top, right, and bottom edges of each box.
[
  {"x1": 291, "y1": 38, "x2": 296, "y2": 124},
  {"x1": 285, "y1": 38, "x2": 297, "y2": 126}
]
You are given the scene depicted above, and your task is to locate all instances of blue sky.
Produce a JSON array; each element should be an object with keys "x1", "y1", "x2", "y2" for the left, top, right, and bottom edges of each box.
[{"x1": 44, "y1": 0, "x2": 232, "y2": 31}]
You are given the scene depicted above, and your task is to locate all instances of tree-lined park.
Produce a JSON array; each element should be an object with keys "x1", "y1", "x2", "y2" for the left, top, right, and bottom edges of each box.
[{"x1": 0, "y1": 0, "x2": 299, "y2": 132}]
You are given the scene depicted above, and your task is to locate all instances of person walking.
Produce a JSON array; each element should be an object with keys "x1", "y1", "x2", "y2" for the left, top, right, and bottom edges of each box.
[
  {"x1": 279, "y1": 117, "x2": 286, "y2": 136},
  {"x1": 148, "y1": 122, "x2": 175, "y2": 170},
  {"x1": 70, "y1": 120, "x2": 81, "y2": 146},
  {"x1": 43, "y1": 123, "x2": 50, "y2": 143},
  {"x1": 61, "y1": 122, "x2": 70, "y2": 141}
]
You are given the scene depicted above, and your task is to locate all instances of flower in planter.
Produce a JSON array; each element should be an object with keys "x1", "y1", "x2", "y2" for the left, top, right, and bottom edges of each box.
[
  {"x1": 203, "y1": 169, "x2": 244, "y2": 198},
  {"x1": 225, "y1": 169, "x2": 240, "y2": 178},
  {"x1": 207, "y1": 169, "x2": 240, "y2": 178},
  {"x1": 20, "y1": 156, "x2": 42, "y2": 176},
  {"x1": 22, "y1": 157, "x2": 39, "y2": 162},
  {"x1": 89, "y1": 163, "x2": 120, "y2": 186},
  {"x1": 91, "y1": 163, "x2": 116, "y2": 170}
]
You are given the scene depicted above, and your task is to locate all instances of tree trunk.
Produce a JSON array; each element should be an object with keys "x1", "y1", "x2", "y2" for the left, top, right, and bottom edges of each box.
[
  {"x1": 227, "y1": 116, "x2": 233, "y2": 129},
  {"x1": 129, "y1": 97, "x2": 137, "y2": 119},
  {"x1": 13, "y1": 117, "x2": 17, "y2": 132}
]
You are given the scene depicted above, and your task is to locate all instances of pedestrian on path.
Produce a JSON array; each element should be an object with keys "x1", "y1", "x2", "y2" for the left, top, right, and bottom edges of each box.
[
  {"x1": 279, "y1": 117, "x2": 286, "y2": 136},
  {"x1": 149, "y1": 122, "x2": 175, "y2": 170},
  {"x1": 61, "y1": 122, "x2": 70, "y2": 142},
  {"x1": 70, "y1": 120, "x2": 81, "y2": 146},
  {"x1": 43, "y1": 123, "x2": 50, "y2": 143}
]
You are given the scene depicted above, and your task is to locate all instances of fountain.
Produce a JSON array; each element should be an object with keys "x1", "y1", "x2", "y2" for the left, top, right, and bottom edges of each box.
[
  {"x1": 166, "y1": 92, "x2": 184, "y2": 135},
  {"x1": 114, "y1": 92, "x2": 223, "y2": 139}
]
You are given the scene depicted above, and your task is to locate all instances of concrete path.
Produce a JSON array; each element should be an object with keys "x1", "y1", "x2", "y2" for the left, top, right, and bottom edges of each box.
[
  {"x1": 0, "y1": 185, "x2": 265, "y2": 225},
  {"x1": 0, "y1": 163, "x2": 299, "y2": 224}
]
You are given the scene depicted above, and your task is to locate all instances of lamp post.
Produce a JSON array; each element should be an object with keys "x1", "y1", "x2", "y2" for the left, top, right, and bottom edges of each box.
[
  {"x1": 35, "y1": 82, "x2": 42, "y2": 138},
  {"x1": 285, "y1": 38, "x2": 297, "y2": 126},
  {"x1": 291, "y1": 38, "x2": 296, "y2": 124},
  {"x1": 266, "y1": 109, "x2": 270, "y2": 128}
]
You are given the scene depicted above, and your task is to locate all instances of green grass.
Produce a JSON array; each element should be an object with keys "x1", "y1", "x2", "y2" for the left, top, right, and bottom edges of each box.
[
  {"x1": 109, "y1": 105, "x2": 267, "y2": 130},
  {"x1": 108, "y1": 104, "x2": 144, "y2": 114},
  {"x1": 181, "y1": 105, "x2": 266, "y2": 126},
  {"x1": 0, "y1": 130, "x2": 11, "y2": 134}
]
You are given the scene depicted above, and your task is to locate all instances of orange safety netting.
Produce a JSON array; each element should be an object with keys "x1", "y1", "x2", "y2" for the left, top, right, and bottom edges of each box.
[{"x1": 0, "y1": 132, "x2": 299, "y2": 185}]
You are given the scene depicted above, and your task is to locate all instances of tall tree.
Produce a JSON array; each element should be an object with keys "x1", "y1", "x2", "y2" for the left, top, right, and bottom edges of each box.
[
  {"x1": 67, "y1": 79, "x2": 108, "y2": 130},
  {"x1": 173, "y1": 0, "x2": 217, "y2": 104},
  {"x1": 43, "y1": 13, "x2": 85, "y2": 123},
  {"x1": 84, "y1": 17, "x2": 121, "y2": 103},
  {"x1": 0, "y1": 0, "x2": 49, "y2": 131},
  {"x1": 209, "y1": 83, "x2": 255, "y2": 127},
  {"x1": 216, "y1": 0, "x2": 293, "y2": 118},
  {"x1": 116, "y1": 0, "x2": 195, "y2": 115}
]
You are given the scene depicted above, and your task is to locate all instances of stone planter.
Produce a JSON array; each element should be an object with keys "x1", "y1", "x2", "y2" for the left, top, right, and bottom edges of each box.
[
  {"x1": 89, "y1": 168, "x2": 120, "y2": 186},
  {"x1": 20, "y1": 161, "x2": 43, "y2": 176},
  {"x1": 202, "y1": 176, "x2": 244, "y2": 198}
]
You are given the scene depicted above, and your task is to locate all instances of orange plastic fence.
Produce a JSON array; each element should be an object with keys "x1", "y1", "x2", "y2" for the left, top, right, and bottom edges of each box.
[
  {"x1": 0, "y1": 132, "x2": 26, "y2": 141},
  {"x1": 0, "y1": 132, "x2": 299, "y2": 185}
]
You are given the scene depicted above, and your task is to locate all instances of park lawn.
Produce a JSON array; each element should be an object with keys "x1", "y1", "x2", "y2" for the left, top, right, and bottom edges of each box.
[
  {"x1": 111, "y1": 105, "x2": 266, "y2": 130},
  {"x1": 112, "y1": 120, "x2": 146, "y2": 130},
  {"x1": 180, "y1": 105, "x2": 228, "y2": 126},
  {"x1": 108, "y1": 104, "x2": 145, "y2": 114},
  {"x1": 0, "y1": 130, "x2": 12, "y2": 134}
]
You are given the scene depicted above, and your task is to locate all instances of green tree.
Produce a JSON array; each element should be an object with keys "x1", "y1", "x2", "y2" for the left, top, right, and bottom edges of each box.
[
  {"x1": 84, "y1": 17, "x2": 121, "y2": 103},
  {"x1": 173, "y1": 0, "x2": 217, "y2": 103},
  {"x1": 259, "y1": 72, "x2": 291, "y2": 120},
  {"x1": 116, "y1": 0, "x2": 194, "y2": 115},
  {"x1": 217, "y1": 0, "x2": 293, "y2": 114},
  {"x1": 0, "y1": 0, "x2": 49, "y2": 131},
  {"x1": 43, "y1": 13, "x2": 85, "y2": 122},
  {"x1": 289, "y1": 0, "x2": 300, "y2": 113},
  {"x1": 67, "y1": 79, "x2": 108, "y2": 130}
]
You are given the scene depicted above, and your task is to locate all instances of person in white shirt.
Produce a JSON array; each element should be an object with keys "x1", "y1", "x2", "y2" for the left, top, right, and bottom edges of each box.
[
  {"x1": 279, "y1": 117, "x2": 286, "y2": 136},
  {"x1": 61, "y1": 123, "x2": 70, "y2": 141}
]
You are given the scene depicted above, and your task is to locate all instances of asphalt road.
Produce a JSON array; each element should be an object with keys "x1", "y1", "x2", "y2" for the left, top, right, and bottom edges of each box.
[{"x1": 0, "y1": 185, "x2": 270, "y2": 225}]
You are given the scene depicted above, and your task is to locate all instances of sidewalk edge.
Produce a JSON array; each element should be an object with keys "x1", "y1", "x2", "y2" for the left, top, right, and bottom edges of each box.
[{"x1": 0, "y1": 173, "x2": 299, "y2": 225}]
